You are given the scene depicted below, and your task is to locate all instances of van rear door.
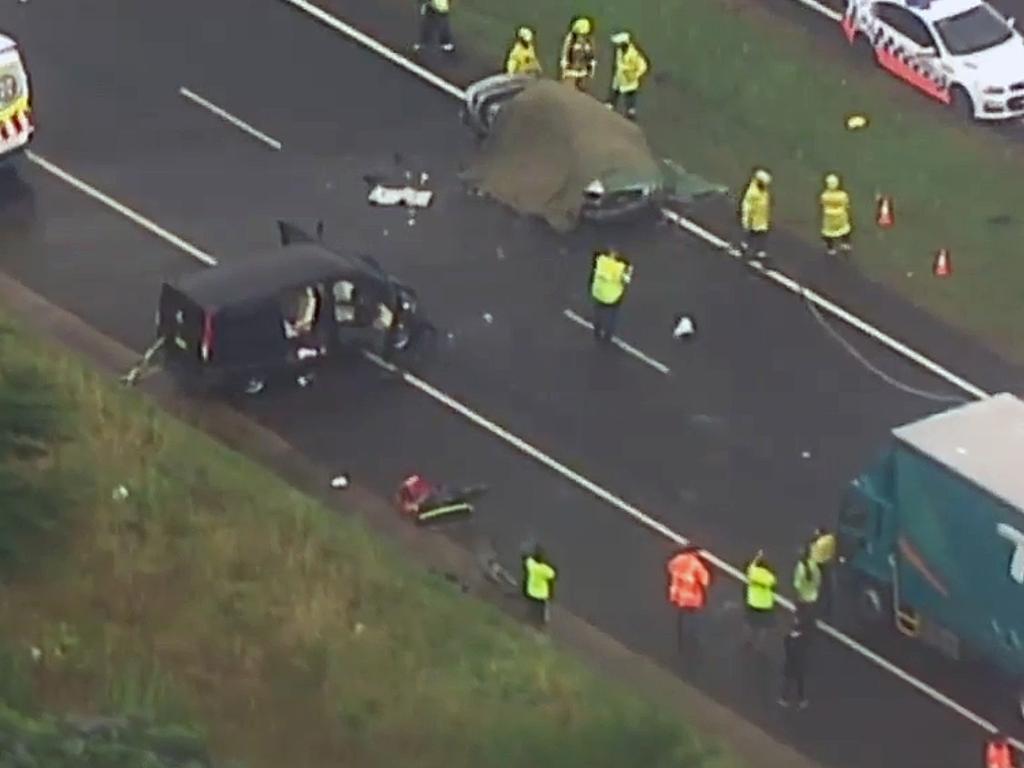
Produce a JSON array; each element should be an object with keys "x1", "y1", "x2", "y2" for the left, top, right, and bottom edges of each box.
[
  {"x1": 158, "y1": 284, "x2": 210, "y2": 368},
  {"x1": 0, "y1": 34, "x2": 33, "y2": 159}
]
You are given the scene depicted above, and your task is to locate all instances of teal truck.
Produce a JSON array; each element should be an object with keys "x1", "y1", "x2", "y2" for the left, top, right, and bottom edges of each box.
[{"x1": 838, "y1": 393, "x2": 1024, "y2": 717}]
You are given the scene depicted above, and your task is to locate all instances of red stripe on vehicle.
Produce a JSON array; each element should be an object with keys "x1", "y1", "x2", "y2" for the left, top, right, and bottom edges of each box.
[
  {"x1": 876, "y1": 47, "x2": 950, "y2": 103},
  {"x1": 841, "y1": 14, "x2": 856, "y2": 44}
]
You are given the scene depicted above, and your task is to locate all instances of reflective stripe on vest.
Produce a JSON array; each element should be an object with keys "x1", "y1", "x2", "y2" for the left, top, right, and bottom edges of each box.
[
  {"x1": 591, "y1": 254, "x2": 626, "y2": 304},
  {"x1": 746, "y1": 563, "x2": 776, "y2": 610}
]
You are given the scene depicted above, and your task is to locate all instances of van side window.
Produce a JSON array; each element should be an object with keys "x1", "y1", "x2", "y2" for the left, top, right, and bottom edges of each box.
[{"x1": 333, "y1": 280, "x2": 357, "y2": 324}]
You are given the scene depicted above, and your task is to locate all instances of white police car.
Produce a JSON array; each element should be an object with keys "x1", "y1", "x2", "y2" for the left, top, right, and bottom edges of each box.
[{"x1": 842, "y1": 0, "x2": 1024, "y2": 120}]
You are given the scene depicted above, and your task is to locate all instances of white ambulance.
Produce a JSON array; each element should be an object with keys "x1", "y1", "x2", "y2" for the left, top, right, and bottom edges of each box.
[
  {"x1": 0, "y1": 31, "x2": 32, "y2": 165},
  {"x1": 842, "y1": 0, "x2": 1024, "y2": 120}
]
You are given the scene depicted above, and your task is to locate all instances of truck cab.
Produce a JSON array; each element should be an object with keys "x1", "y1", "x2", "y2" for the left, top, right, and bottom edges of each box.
[{"x1": 839, "y1": 394, "x2": 1024, "y2": 718}]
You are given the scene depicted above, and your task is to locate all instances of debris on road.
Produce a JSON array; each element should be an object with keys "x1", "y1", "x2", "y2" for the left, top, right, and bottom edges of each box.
[
  {"x1": 368, "y1": 185, "x2": 433, "y2": 208},
  {"x1": 672, "y1": 314, "x2": 695, "y2": 339},
  {"x1": 330, "y1": 474, "x2": 350, "y2": 489},
  {"x1": 111, "y1": 485, "x2": 129, "y2": 501},
  {"x1": 846, "y1": 114, "x2": 869, "y2": 130},
  {"x1": 483, "y1": 312, "x2": 494, "y2": 324}
]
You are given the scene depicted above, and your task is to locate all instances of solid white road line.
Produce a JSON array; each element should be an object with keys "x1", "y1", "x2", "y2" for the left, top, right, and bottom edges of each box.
[
  {"x1": 273, "y1": 0, "x2": 1012, "y2": 738},
  {"x1": 788, "y1": 0, "x2": 843, "y2": 23},
  {"x1": 562, "y1": 308, "x2": 671, "y2": 375},
  {"x1": 26, "y1": 151, "x2": 219, "y2": 267},
  {"x1": 660, "y1": 210, "x2": 991, "y2": 400},
  {"x1": 26, "y1": 17, "x2": 1009, "y2": 737},
  {"x1": 178, "y1": 87, "x2": 283, "y2": 151},
  {"x1": 278, "y1": 0, "x2": 993, "y2": 408}
]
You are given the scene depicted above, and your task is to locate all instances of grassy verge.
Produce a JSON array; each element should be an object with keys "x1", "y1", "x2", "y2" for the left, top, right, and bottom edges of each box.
[
  {"x1": 0, "y1": 313, "x2": 737, "y2": 768},
  {"x1": 443, "y1": 0, "x2": 1024, "y2": 361}
]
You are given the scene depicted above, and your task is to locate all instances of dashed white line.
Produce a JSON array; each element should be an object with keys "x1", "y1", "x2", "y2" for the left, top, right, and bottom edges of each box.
[
  {"x1": 29, "y1": 144, "x2": 1010, "y2": 741},
  {"x1": 178, "y1": 87, "x2": 283, "y2": 151},
  {"x1": 562, "y1": 308, "x2": 671, "y2": 375},
  {"x1": 274, "y1": 0, "x2": 1010, "y2": 739}
]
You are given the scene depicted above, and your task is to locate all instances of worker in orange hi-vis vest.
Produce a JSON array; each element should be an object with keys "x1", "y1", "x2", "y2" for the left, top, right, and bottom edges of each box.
[
  {"x1": 667, "y1": 546, "x2": 712, "y2": 651},
  {"x1": 986, "y1": 734, "x2": 1016, "y2": 768}
]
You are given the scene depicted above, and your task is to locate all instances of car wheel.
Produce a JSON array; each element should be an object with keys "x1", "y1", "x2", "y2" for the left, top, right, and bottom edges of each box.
[{"x1": 950, "y1": 85, "x2": 976, "y2": 121}]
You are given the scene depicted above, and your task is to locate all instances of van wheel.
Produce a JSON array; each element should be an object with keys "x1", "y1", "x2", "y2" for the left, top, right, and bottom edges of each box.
[
  {"x1": 950, "y1": 86, "x2": 975, "y2": 121},
  {"x1": 853, "y1": 34, "x2": 877, "y2": 67}
]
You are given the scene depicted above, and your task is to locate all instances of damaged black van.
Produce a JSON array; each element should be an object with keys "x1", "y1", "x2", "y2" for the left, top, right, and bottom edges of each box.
[{"x1": 153, "y1": 222, "x2": 424, "y2": 396}]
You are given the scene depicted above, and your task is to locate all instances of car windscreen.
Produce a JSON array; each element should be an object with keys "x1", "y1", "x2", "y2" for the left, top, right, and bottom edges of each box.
[{"x1": 935, "y1": 5, "x2": 1012, "y2": 55}]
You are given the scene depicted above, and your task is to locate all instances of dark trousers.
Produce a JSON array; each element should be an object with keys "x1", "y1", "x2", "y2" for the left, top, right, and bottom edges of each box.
[
  {"x1": 675, "y1": 607, "x2": 704, "y2": 650},
  {"x1": 592, "y1": 300, "x2": 620, "y2": 342},
  {"x1": 526, "y1": 596, "x2": 549, "y2": 626},
  {"x1": 817, "y1": 563, "x2": 834, "y2": 619},
  {"x1": 781, "y1": 662, "x2": 806, "y2": 703},
  {"x1": 741, "y1": 229, "x2": 769, "y2": 258},
  {"x1": 418, "y1": 6, "x2": 453, "y2": 48},
  {"x1": 608, "y1": 89, "x2": 638, "y2": 118}
]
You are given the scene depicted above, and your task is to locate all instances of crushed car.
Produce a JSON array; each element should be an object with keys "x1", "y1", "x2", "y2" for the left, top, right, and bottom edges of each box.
[{"x1": 461, "y1": 74, "x2": 727, "y2": 229}]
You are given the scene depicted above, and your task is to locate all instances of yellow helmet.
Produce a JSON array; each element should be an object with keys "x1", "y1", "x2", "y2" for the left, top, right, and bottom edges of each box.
[
  {"x1": 611, "y1": 31, "x2": 631, "y2": 46},
  {"x1": 754, "y1": 169, "x2": 772, "y2": 185},
  {"x1": 572, "y1": 17, "x2": 592, "y2": 36},
  {"x1": 517, "y1": 26, "x2": 534, "y2": 43},
  {"x1": 825, "y1": 173, "x2": 840, "y2": 190}
]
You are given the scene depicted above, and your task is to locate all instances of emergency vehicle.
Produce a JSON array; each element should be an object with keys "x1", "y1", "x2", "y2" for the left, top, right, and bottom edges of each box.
[
  {"x1": 0, "y1": 31, "x2": 32, "y2": 165},
  {"x1": 842, "y1": 0, "x2": 1024, "y2": 120}
]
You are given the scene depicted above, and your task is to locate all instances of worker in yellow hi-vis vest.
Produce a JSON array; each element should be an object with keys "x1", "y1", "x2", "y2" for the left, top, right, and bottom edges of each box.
[
  {"x1": 506, "y1": 26, "x2": 542, "y2": 76},
  {"x1": 415, "y1": 0, "x2": 454, "y2": 53},
  {"x1": 820, "y1": 172, "x2": 852, "y2": 257},
  {"x1": 740, "y1": 169, "x2": 772, "y2": 260},
  {"x1": 589, "y1": 249, "x2": 633, "y2": 344},
  {"x1": 607, "y1": 31, "x2": 649, "y2": 120}
]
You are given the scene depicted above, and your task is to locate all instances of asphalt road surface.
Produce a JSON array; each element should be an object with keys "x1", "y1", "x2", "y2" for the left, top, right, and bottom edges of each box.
[{"x1": 1, "y1": 1, "x2": 1023, "y2": 766}]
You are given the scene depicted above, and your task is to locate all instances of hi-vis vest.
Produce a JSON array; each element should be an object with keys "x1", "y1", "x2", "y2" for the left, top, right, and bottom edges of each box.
[
  {"x1": 591, "y1": 253, "x2": 629, "y2": 305},
  {"x1": 740, "y1": 181, "x2": 771, "y2": 233},
  {"x1": 810, "y1": 532, "x2": 836, "y2": 566},
  {"x1": 668, "y1": 552, "x2": 711, "y2": 609},
  {"x1": 525, "y1": 557, "x2": 556, "y2": 601},
  {"x1": 987, "y1": 741, "x2": 1013, "y2": 768},
  {"x1": 561, "y1": 34, "x2": 595, "y2": 77},
  {"x1": 820, "y1": 188, "x2": 852, "y2": 238},
  {"x1": 746, "y1": 561, "x2": 776, "y2": 610},
  {"x1": 612, "y1": 45, "x2": 649, "y2": 93},
  {"x1": 506, "y1": 41, "x2": 541, "y2": 76},
  {"x1": 793, "y1": 559, "x2": 821, "y2": 604}
]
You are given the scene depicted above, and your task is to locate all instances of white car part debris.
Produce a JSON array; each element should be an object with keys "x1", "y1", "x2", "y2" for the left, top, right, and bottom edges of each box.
[
  {"x1": 331, "y1": 474, "x2": 350, "y2": 489},
  {"x1": 112, "y1": 485, "x2": 129, "y2": 501},
  {"x1": 368, "y1": 185, "x2": 433, "y2": 208},
  {"x1": 672, "y1": 315, "x2": 695, "y2": 339}
]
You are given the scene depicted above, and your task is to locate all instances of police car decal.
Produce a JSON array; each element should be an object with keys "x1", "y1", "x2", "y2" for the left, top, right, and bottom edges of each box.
[{"x1": 841, "y1": 0, "x2": 1024, "y2": 119}]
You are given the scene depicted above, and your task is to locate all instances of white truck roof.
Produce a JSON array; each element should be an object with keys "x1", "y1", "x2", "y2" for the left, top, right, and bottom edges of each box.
[
  {"x1": 893, "y1": 393, "x2": 1024, "y2": 512},
  {"x1": 0, "y1": 33, "x2": 16, "y2": 53}
]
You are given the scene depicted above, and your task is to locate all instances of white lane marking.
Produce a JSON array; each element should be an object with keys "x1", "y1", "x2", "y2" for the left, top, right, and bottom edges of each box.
[
  {"x1": 178, "y1": 87, "x2": 283, "y2": 151},
  {"x1": 26, "y1": 151, "x2": 219, "y2": 267},
  {"x1": 789, "y1": 0, "x2": 843, "y2": 22},
  {"x1": 363, "y1": 351, "x2": 1009, "y2": 739},
  {"x1": 563, "y1": 308, "x2": 671, "y2": 375},
  {"x1": 275, "y1": 0, "x2": 1010, "y2": 738},
  {"x1": 279, "y1": 0, "x2": 466, "y2": 100},
  {"x1": 661, "y1": 210, "x2": 991, "y2": 400},
  {"x1": 29, "y1": 141, "x2": 1011, "y2": 741},
  {"x1": 278, "y1": 0, "x2": 992, "y2": 408}
]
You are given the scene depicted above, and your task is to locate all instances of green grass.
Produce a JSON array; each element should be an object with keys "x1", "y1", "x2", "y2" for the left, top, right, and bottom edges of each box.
[
  {"x1": 0, "y1": 314, "x2": 738, "y2": 768},
  {"x1": 443, "y1": 0, "x2": 1024, "y2": 361}
]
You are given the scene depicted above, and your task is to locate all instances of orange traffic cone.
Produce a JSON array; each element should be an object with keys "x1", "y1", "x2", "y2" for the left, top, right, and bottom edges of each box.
[
  {"x1": 876, "y1": 195, "x2": 894, "y2": 228},
  {"x1": 933, "y1": 248, "x2": 952, "y2": 277}
]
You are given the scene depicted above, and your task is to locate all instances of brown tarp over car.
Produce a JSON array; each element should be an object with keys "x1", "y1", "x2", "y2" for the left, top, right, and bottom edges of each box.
[{"x1": 462, "y1": 79, "x2": 662, "y2": 232}]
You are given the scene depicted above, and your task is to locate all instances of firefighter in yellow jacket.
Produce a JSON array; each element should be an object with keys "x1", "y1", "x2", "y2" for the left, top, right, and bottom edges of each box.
[
  {"x1": 560, "y1": 17, "x2": 596, "y2": 91},
  {"x1": 506, "y1": 26, "x2": 542, "y2": 76},
  {"x1": 820, "y1": 173, "x2": 852, "y2": 256},
  {"x1": 607, "y1": 32, "x2": 649, "y2": 120},
  {"x1": 740, "y1": 169, "x2": 772, "y2": 260}
]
